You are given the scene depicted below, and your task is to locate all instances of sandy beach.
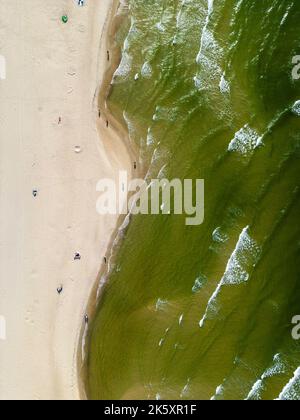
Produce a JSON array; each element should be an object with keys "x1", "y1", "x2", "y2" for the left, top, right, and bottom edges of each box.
[{"x1": 0, "y1": 0, "x2": 132, "y2": 400}]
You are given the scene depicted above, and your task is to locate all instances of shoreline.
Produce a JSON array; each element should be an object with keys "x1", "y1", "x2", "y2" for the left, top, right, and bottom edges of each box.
[{"x1": 77, "y1": 0, "x2": 140, "y2": 400}]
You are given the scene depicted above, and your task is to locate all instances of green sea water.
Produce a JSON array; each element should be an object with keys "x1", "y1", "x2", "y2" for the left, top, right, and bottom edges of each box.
[{"x1": 88, "y1": 0, "x2": 300, "y2": 400}]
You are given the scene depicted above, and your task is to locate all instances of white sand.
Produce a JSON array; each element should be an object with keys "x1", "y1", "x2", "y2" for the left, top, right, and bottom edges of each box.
[{"x1": 0, "y1": 0, "x2": 132, "y2": 400}]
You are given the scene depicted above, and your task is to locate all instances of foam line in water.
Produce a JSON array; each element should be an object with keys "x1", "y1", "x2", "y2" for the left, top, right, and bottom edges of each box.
[
  {"x1": 280, "y1": 3, "x2": 293, "y2": 26},
  {"x1": 228, "y1": 125, "x2": 262, "y2": 156},
  {"x1": 246, "y1": 353, "x2": 286, "y2": 400},
  {"x1": 156, "y1": 298, "x2": 169, "y2": 311},
  {"x1": 276, "y1": 367, "x2": 300, "y2": 400},
  {"x1": 262, "y1": 353, "x2": 286, "y2": 379},
  {"x1": 196, "y1": 0, "x2": 215, "y2": 65},
  {"x1": 210, "y1": 383, "x2": 225, "y2": 400},
  {"x1": 219, "y1": 73, "x2": 230, "y2": 94},
  {"x1": 199, "y1": 226, "x2": 260, "y2": 328},
  {"x1": 246, "y1": 379, "x2": 264, "y2": 400},
  {"x1": 123, "y1": 111, "x2": 136, "y2": 140},
  {"x1": 192, "y1": 274, "x2": 207, "y2": 293},
  {"x1": 141, "y1": 62, "x2": 152, "y2": 79},
  {"x1": 291, "y1": 100, "x2": 300, "y2": 116},
  {"x1": 81, "y1": 323, "x2": 89, "y2": 362},
  {"x1": 212, "y1": 227, "x2": 229, "y2": 243},
  {"x1": 208, "y1": 0, "x2": 214, "y2": 16},
  {"x1": 113, "y1": 17, "x2": 137, "y2": 81},
  {"x1": 180, "y1": 378, "x2": 191, "y2": 398}
]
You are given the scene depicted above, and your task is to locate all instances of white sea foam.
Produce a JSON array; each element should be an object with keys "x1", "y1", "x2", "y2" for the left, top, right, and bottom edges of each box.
[
  {"x1": 263, "y1": 353, "x2": 286, "y2": 379},
  {"x1": 176, "y1": 0, "x2": 190, "y2": 31},
  {"x1": 193, "y1": 76, "x2": 202, "y2": 89},
  {"x1": 156, "y1": 298, "x2": 168, "y2": 311},
  {"x1": 280, "y1": 11, "x2": 289, "y2": 25},
  {"x1": 212, "y1": 227, "x2": 229, "y2": 244},
  {"x1": 246, "y1": 379, "x2": 264, "y2": 400},
  {"x1": 152, "y1": 106, "x2": 178, "y2": 122},
  {"x1": 199, "y1": 227, "x2": 261, "y2": 328},
  {"x1": 114, "y1": 17, "x2": 137, "y2": 76},
  {"x1": 155, "y1": 21, "x2": 165, "y2": 32},
  {"x1": 192, "y1": 274, "x2": 207, "y2": 293},
  {"x1": 198, "y1": 29, "x2": 218, "y2": 56},
  {"x1": 114, "y1": 52, "x2": 133, "y2": 78},
  {"x1": 157, "y1": 164, "x2": 167, "y2": 180},
  {"x1": 159, "y1": 338, "x2": 165, "y2": 347},
  {"x1": 119, "y1": 211, "x2": 131, "y2": 232},
  {"x1": 180, "y1": 378, "x2": 191, "y2": 398},
  {"x1": 146, "y1": 128, "x2": 155, "y2": 146},
  {"x1": 81, "y1": 322, "x2": 89, "y2": 361},
  {"x1": 277, "y1": 366, "x2": 300, "y2": 400},
  {"x1": 141, "y1": 62, "x2": 152, "y2": 79},
  {"x1": 210, "y1": 384, "x2": 224, "y2": 400},
  {"x1": 194, "y1": 0, "x2": 224, "y2": 90},
  {"x1": 176, "y1": 10, "x2": 182, "y2": 29},
  {"x1": 219, "y1": 73, "x2": 230, "y2": 94},
  {"x1": 208, "y1": 0, "x2": 214, "y2": 15},
  {"x1": 292, "y1": 100, "x2": 300, "y2": 116},
  {"x1": 246, "y1": 353, "x2": 286, "y2": 400},
  {"x1": 233, "y1": 0, "x2": 243, "y2": 15},
  {"x1": 222, "y1": 227, "x2": 260, "y2": 286},
  {"x1": 228, "y1": 125, "x2": 262, "y2": 156},
  {"x1": 151, "y1": 148, "x2": 160, "y2": 165},
  {"x1": 125, "y1": 17, "x2": 139, "y2": 49},
  {"x1": 280, "y1": 4, "x2": 292, "y2": 26},
  {"x1": 195, "y1": 46, "x2": 223, "y2": 89},
  {"x1": 123, "y1": 111, "x2": 136, "y2": 140},
  {"x1": 199, "y1": 282, "x2": 220, "y2": 328},
  {"x1": 196, "y1": 30, "x2": 220, "y2": 69},
  {"x1": 96, "y1": 275, "x2": 107, "y2": 300}
]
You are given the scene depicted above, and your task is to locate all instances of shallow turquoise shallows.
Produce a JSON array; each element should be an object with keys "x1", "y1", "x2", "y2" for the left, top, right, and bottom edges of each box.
[{"x1": 88, "y1": 0, "x2": 300, "y2": 400}]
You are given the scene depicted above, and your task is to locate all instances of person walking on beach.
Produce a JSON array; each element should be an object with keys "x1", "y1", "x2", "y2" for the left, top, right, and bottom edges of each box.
[
  {"x1": 57, "y1": 286, "x2": 63, "y2": 295},
  {"x1": 107, "y1": 50, "x2": 110, "y2": 61}
]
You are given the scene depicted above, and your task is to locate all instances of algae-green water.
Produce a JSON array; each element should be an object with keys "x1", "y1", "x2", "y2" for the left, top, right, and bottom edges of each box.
[{"x1": 88, "y1": 0, "x2": 300, "y2": 400}]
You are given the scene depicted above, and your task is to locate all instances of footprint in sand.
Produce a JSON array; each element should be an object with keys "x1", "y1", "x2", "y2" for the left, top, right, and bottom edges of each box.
[
  {"x1": 25, "y1": 310, "x2": 35, "y2": 326},
  {"x1": 68, "y1": 45, "x2": 77, "y2": 55},
  {"x1": 67, "y1": 67, "x2": 76, "y2": 77},
  {"x1": 77, "y1": 25, "x2": 86, "y2": 33}
]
